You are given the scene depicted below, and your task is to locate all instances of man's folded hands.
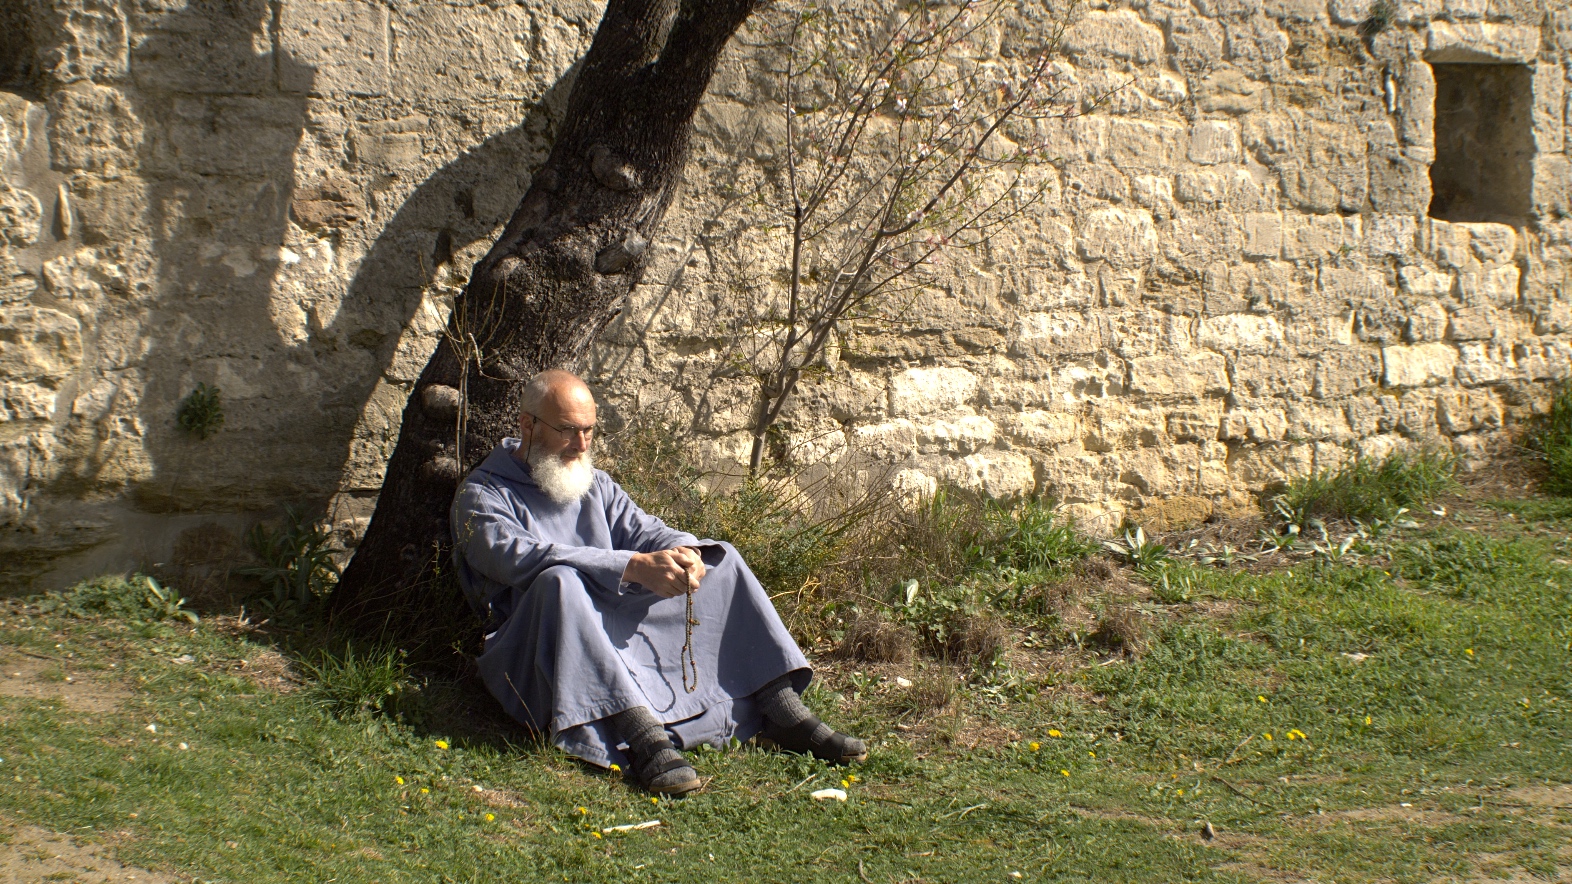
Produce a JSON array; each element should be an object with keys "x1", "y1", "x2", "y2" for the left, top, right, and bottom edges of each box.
[{"x1": 623, "y1": 546, "x2": 707, "y2": 598}]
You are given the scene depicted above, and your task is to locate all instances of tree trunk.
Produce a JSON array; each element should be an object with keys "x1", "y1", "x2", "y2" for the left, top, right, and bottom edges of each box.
[{"x1": 329, "y1": 0, "x2": 762, "y2": 659}]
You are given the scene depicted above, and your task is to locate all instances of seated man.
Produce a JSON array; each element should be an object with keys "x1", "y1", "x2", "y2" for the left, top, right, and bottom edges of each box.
[{"x1": 451, "y1": 369, "x2": 865, "y2": 794}]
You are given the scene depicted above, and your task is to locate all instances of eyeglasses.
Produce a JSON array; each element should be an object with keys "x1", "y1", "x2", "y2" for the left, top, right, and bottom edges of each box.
[{"x1": 526, "y1": 412, "x2": 596, "y2": 441}]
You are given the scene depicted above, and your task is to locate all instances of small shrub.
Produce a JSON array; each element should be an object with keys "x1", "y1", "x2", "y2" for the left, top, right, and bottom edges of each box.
[
  {"x1": 835, "y1": 612, "x2": 914, "y2": 664},
  {"x1": 1272, "y1": 449, "x2": 1458, "y2": 526},
  {"x1": 1526, "y1": 384, "x2": 1572, "y2": 495},
  {"x1": 1102, "y1": 527, "x2": 1168, "y2": 572},
  {"x1": 239, "y1": 507, "x2": 340, "y2": 615},
  {"x1": 1357, "y1": 0, "x2": 1396, "y2": 38},
  {"x1": 42, "y1": 574, "x2": 199, "y2": 625},
  {"x1": 888, "y1": 669, "x2": 959, "y2": 718},
  {"x1": 1089, "y1": 602, "x2": 1148, "y2": 656},
  {"x1": 176, "y1": 383, "x2": 225, "y2": 439},
  {"x1": 978, "y1": 497, "x2": 1096, "y2": 572},
  {"x1": 299, "y1": 644, "x2": 412, "y2": 719}
]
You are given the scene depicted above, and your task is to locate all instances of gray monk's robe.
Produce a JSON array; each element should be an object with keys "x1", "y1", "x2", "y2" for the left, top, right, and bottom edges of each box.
[{"x1": 451, "y1": 439, "x2": 811, "y2": 768}]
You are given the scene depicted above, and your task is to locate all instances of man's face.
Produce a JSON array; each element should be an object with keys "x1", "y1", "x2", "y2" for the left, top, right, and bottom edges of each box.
[{"x1": 520, "y1": 384, "x2": 597, "y2": 463}]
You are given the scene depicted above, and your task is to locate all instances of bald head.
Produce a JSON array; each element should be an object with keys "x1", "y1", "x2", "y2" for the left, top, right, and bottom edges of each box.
[{"x1": 519, "y1": 369, "x2": 591, "y2": 417}]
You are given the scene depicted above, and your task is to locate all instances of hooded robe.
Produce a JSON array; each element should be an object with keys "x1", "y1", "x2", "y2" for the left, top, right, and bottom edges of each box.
[{"x1": 451, "y1": 439, "x2": 811, "y2": 767}]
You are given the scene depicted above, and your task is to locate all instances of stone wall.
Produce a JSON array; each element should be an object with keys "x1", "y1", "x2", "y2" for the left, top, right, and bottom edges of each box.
[{"x1": 1, "y1": 0, "x2": 1569, "y2": 591}]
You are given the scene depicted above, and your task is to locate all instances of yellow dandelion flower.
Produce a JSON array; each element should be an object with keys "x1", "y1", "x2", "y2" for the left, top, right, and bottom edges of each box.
[
  {"x1": 1364, "y1": 716, "x2": 1372, "y2": 725},
  {"x1": 434, "y1": 740, "x2": 449, "y2": 750},
  {"x1": 1177, "y1": 789, "x2": 1184, "y2": 796},
  {"x1": 1088, "y1": 751, "x2": 1096, "y2": 758},
  {"x1": 395, "y1": 776, "x2": 405, "y2": 785},
  {"x1": 848, "y1": 775, "x2": 859, "y2": 783},
  {"x1": 1263, "y1": 732, "x2": 1272, "y2": 740},
  {"x1": 842, "y1": 779, "x2": 850, "y2": 788},
  {"x1": 1029, "y1": 742, "x2": 1040, "y2": 751},
  {"x1": 1465, "y1": 648, "x2": 1474, "y2": 656},
  {"x1": 420, "y1": 787, "x2": 430, "y2": 794},
  {"x1": 577, "y1": 807, "x2": 588, "y2": 815},
  {"x1": 1060, "y1": 769, "x2": 1070, "y2": 777},
  {"x1": 1257, "y1": 695, "x2": 1267, "y2": 703},
  {"x1": 651, "y1": 797, "x2": 659, "y2": 804},
  {"x1": 592, "y1": 832, "x2": 602, "y2": 839},
  {"x1": 609, "y1": 763, "x2": 621, "y2": 773},
  {"x1": 1047, "y1": 729, "x2": 1062, "y2": 737},
  {"x1": 484, "y1": 813, "x2": 495, "y2": 822}
]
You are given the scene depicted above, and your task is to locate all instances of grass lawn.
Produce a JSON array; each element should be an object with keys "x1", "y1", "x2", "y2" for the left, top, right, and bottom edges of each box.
[{"x1": 1, "y1": 481, "x2": 1569, "y2": 883}]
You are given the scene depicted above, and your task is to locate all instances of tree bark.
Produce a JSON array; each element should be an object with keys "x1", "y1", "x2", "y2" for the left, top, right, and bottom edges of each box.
[{"x1": 329, "y1": 0, "x2": 762, "y2": 658}]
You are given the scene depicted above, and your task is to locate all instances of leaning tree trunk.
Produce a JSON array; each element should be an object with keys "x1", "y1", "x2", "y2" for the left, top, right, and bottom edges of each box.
[{"x1": 329, "y1": 0, "x2": 762, "y2": 659}]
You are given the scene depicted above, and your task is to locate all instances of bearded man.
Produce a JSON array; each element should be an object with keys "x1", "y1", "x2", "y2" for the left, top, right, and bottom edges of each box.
[{"x1": 450, "y1": 370, "x2": 865, "y2": 794}]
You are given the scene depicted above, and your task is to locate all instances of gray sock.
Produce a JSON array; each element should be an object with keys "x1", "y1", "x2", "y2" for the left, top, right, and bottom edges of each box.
[
  {"x1": 609, "y1": 706, "x2": 695, "y2": 792},
  {"x1": 755, "y1": 675, "x2": 864, "y2": 760}
]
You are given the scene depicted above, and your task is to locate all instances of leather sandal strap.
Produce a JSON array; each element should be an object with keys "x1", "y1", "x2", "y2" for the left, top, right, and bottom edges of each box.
[
  {"x1": 812, "y1": 730, "x2": 866, "y2": 763},
  {"x1": 767, "y1": 715, "x2": 824, "y2": 750}
]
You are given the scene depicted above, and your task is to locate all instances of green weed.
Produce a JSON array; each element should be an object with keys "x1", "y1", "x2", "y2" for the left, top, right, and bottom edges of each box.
[
  {"x1": 176, "y1": 383, "x2": 225, "y2": 439},
  {"x1": 299, "y1": 644, "x2": 413, "y2": 720},
  {"x1": 1525, "y1": 383, "x2": 1572, "y2": 495},
  {"x1": 40, "y1": 574, "x2": 198, "y2": 625},
  {"x1": 1272, "y1": 449, "x2": 1458, "y2": 526},
  {"x1": 238, "y1": 507, "x2": 340, "y2": 617}
]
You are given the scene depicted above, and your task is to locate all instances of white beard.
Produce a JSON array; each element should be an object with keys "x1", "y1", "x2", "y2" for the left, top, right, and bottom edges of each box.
[{"x1": 528, "y1": 446, "x2": 596, "y2": 505}]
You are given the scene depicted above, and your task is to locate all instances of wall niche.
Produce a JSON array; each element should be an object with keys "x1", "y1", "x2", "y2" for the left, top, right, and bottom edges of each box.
[{"x1": 1428, "y1": 63, "x2": 1534, "y2": 225}]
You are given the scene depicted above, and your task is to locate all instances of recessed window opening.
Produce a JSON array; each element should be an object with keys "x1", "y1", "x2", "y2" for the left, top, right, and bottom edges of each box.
[
  {"x1": 1427, "y1": 63, "x2": 1534, "y2": 225},
  {"x1": 0, "y1": 3, "x2": 39, "y2": 94}
]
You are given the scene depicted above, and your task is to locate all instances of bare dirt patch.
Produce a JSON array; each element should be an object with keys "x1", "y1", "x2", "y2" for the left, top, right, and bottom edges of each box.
[
  {"x1": 0, "y1": 822, "x2": 175, "y2": 884},
  {"x1": 0, "y1": 654, "x2": 131, "y2": 714}
]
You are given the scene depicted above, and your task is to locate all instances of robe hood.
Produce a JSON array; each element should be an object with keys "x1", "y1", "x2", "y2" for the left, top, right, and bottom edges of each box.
[{"x1": 469, "y1": 438, "x2": 539, "y2": 488}]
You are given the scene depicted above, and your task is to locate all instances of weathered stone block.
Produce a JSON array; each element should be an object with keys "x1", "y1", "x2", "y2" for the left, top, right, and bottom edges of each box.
[
  {"x1": 1077, "y1": 207, "x2": 1157, "y2": 267},
  {"x1": 1166, "y1": 405, "x2": 1222, "y2": 442},
  {"x1": 1286, "y1": 401, "x2": 1352, "y2": 441},
  {"x1": 1188, "y1": 120, "x2": 1240, "y2": 165},
  {"x1": 1425, "y1": 21, "x2": 1540, "y2": 63},
  {"x1": 1457, "y1": 222, "x2": 1517, "y2": 263},
  {"x1": 1534, "y1": 64, "x2": 1565, "y2": 154},
  {"x1": 939, "y1": 451, "x2": 1036, "y2": 498},
  {"x1": 391, "y1": 3, "x2": 542, "y2": 102},
  {"x1": 1405, "y1": 301, "x2": 1450, "y2": 342},
  {"x1": 1198, "y1": 313, "x2": 1285, "y2": 352},
  {"x1": 1242, "y1": 211, "x2": 1282, "y2": 258},
  {"x1": 1233, "y1": 353, "x2": 1309, "y2": 398},
  {"x1": 1284, "y1": 213, "x2": 1359, "y2": 260},
  {"x1": 131, "y1": 9, "x2": 277, "y2": 94},
  {"x1": 1382, "y1": 342, "x2": 1459, "y2": 387},
  {"x1": 1435, "y1": 389, "x2": 1503, "y2": 433},
  {"x1": 0, "y1": 306, "x2": 83, "y2": 384},
  {"x1": 1448, "y1": 305, "x2": 1499, "y2": 341},
  {"x1": 1134, "y1": 494, "x2": 1213, "y2": 532},
  {"x1": 1000, "y1": 410, "x2": 1080, "y2": 448},
  {"x1": 1458, "y1": 264, "x2": 1521, "y2": 306},
  {"x1": 1221, "y1": 407, "x2": 1287, "y2": 442},
  {"x1": 1011, "y1": 312, "x2": 1102, "y2": 357},
  {"x1": 47, "y1": 84, "x2": 141, "y2": 174},
  {"x1": 1398, "y1": 266, "x2": 1454, "y2": 299},
  {"x1": 0, "y1": 184, "x2": 43, "y2": 247},
  {"x1": 1176, "y1": 170, "x2": 1227, "y2": 205},
  {"x1": 888, "y1": 366, "x2": 979, "y2": 416},
  {"x1": 1104, "y1": 120, "x2": 1189, "y2": 172},
  {"x1": 353, "y1": 117, "x2": 428, "y2": 169},
  {"x1": 1128, "y1": 353, "x2": 1229, "y2": 397},
  {"x1": 162, "y1": 97, "x2": 304, "y2": 177},
  {"x1": 36, "y1": 0, "x2": 129, "y2": 84},
  {"x1": 1364, "y1": 214, "x2": 1418, "y2": 257},
  {"x1": 280, "y1": 1, "x2": 390, "y2": 96},
  {"x1": 917, "y1": 415, "x2": 997, "y2": 454},
  {"x1": 1225, "y1": 16, "x2": 1289, "y2": 63},
  {"x1": 1061, "y1": 10, "x2": 1164, "y2": 63}
]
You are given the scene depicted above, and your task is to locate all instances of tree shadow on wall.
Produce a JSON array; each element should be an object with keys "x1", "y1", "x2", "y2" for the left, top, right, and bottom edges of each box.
[{"x1": 111, "y1": 0, "x2": 572, "y2": 554}]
